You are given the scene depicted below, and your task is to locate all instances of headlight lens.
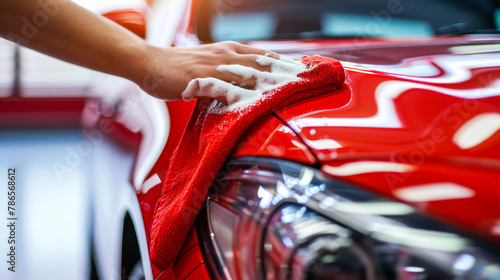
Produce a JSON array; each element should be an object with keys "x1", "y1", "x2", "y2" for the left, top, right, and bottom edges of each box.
[{"x1": 198, "y1": 157, "x2": 500, "y2": 280}]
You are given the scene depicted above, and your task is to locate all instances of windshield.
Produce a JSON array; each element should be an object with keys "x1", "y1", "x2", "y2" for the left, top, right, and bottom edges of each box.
[{"x1": 197, "y1": 0, "x2": 498, "y2": 42}]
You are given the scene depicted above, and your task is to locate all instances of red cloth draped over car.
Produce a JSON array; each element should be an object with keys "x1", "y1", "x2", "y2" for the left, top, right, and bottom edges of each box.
[{"x1": 150, "y1": 55, "x2": 346, "y2": 270}]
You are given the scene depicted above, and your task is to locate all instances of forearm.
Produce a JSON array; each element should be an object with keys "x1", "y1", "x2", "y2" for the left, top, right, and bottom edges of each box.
[
  {"x1": 0, "y1": 0, "x2": 279, "y2": 101},
  {"x1": 0, "y1": 0, "x2": 150, "y2": 83}
]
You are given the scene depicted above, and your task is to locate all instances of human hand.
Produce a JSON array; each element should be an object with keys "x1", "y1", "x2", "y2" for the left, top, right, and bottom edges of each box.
[{"x1": 135, "y1": 41, "x2": 280, "y2": 102}]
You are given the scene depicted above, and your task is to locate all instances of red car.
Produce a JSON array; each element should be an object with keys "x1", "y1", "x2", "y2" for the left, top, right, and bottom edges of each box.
[{"x1": 3, "y1": 0, "x2": 500, "y2": 279}]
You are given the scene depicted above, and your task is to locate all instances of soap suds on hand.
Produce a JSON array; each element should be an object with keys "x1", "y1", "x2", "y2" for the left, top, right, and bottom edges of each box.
[{"x1": 181, "y1": 55, "x2": 307, "y2": 113}]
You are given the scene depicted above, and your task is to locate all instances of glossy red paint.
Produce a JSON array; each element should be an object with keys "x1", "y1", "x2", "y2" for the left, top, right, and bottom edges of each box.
[
  {"x1": 261, "y1": 40, "x2": 500, "y2": 241},
  {"x1": 131, "y1": 2, "x2": 500, "y2": 276},
  {"x1": 230, "y1": 114, "x2": 317, "y2": 165}
]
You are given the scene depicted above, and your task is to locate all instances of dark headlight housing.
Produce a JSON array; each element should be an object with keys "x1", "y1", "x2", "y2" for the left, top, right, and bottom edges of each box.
[{"x1": 197, "y1": 157, "x2": 500, "y2": 280}]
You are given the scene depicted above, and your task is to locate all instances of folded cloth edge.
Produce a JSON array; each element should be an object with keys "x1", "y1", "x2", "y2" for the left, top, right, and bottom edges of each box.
[{"x1": 149, "y1": 55, "x2": 345, "y2": 270}]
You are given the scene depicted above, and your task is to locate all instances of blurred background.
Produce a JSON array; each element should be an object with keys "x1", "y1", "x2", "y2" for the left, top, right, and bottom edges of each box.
[{"x1": 0, "y1": 1, "x2": 154, "y2": 279}]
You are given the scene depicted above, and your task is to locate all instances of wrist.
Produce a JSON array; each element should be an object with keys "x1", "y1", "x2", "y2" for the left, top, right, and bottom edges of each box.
[
  {"x1": 133, "y1": 45, "x2": 177, "y2": 100},
  {"x1": 135, "y1": 45, "x2": 164, "y2": 98},
  {"x1": 112, "y1": 37, "x2": 152, "y2": 85}
]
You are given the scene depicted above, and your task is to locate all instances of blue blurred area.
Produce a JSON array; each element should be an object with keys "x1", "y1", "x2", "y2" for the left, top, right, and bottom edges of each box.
[{"x1": 0, "y1": 129, "x2": 92, "y2": 280}]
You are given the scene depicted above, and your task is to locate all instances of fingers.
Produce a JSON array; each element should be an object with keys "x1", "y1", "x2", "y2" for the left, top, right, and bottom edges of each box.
[
  {"x1": 216, "y1": 64, "x2": 285, "y2": 88},
  {"x1": 232, "y1": 42, "x2": 280, "y2": 60},
  {"x1": 215, "y1": 55, "x2": 306, "y2": 90},
  {"x1": 179, "y1": 42, "x2": 301, "y2": 106},
  {"x1": 181, "y1": 77, "x2": 256, "y2": 105},
  {"x1": 224, "y1": 51, "x2": 304, "y2": 77},
  {"x1": 216, "y1": 65, "x2": 257, "y2": 89},
  {"x1": 210, "y1": 42, "x2": 295, "y2": 88},
  {"x1": 254, "y1": 55, "x2": 306, "y2": 75},
  {"x1": 228, "y1": 54, "x2": 272, "y2": 73},
  {"x1": 181, "y1": 78, "x2": 221, "y2": 103}
]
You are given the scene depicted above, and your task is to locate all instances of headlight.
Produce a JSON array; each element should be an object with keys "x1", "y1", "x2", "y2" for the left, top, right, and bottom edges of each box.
[{"x1": 197, "y1": 157, "x2": 500, "y2": 280}]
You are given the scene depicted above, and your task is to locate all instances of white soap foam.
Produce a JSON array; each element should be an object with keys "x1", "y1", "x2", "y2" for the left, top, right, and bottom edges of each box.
[
  {"x1": 181, "y1": 55, "x2": 307, "y2": 113},
  {"x1": 256, "y1": 55, "x2": 305, "y2": 76}
]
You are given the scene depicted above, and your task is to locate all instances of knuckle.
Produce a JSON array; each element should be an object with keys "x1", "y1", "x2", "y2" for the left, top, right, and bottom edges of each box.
[
  {"x1": 212, "y1": 46, "x2": 229, "y2": 55},
  {"x1": 221, "y1": 41, "x2": 242, "y2": 52},
  {"x1": 224, "y1": 41, "x2": 240, "y2": 48}
]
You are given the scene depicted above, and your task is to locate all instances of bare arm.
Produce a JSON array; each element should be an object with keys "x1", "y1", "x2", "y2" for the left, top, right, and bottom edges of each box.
[{"x1": 0, "y1": 0, "x2": 278, "y2": 101}]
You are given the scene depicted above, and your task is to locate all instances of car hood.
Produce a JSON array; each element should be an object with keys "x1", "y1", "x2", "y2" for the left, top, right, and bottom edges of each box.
[{"x1": 263, "y1": 36, "x2": 500, "y2": 241}]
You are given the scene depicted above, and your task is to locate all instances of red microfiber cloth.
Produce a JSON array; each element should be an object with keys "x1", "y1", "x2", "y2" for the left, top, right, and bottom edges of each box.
[{"x1": 150, "y1": 55, "x2": 345, "y2": 270}]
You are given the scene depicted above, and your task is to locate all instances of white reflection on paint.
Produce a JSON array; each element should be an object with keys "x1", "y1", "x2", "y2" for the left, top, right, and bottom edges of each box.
[
  {"x1": 321, "y1": 161, "x2": 415, "y2": 177},
  {"x1": 395, "y1": 183, "x2": 475, "y2": 202},
  {"x1": 407, "y1": 55, "x2": 500, "y2": 84},
  {"x1": 343, "y1": 60, "x2": 440, "y2": 77},
  {"x1": 333, "y1": 201, "x2": 414, "y2": 216},
  {"x1": 347, "y1": 54, "x2": 500, "y2": 84},
  {"x1": 453, "y1": 113, "x2": 500, "y2": 149},
  {"x1": 291, "y1": 78, "x2": 404, "y2": 128},
  {"x1": 141, "y1": 173, "x2": 162, "y2": 194},
  {"x1": 290, "y1": 140, "x2": 317, "y2": 164},
  {"x1": 293, "y1": 71, "x2": 500, "y2": 130},
  {"x1": 304, "y1": 138, "x2": 342, "y2": 150}
]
